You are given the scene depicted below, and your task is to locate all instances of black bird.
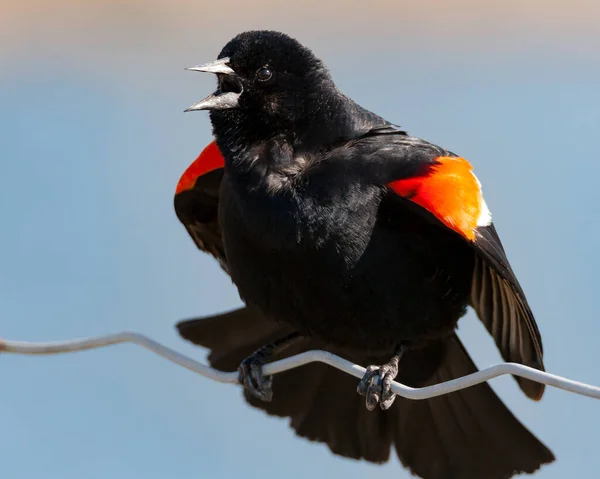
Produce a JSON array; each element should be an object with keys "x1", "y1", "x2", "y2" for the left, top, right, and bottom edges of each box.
[{"x1": 175, "y1": 30, "x2": 554, "y2": 478}]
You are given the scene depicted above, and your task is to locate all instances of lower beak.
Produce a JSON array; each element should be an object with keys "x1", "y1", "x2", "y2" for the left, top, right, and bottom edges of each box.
[{"x1": 184, "y1": 91, "x2": 241, "y2": 112}]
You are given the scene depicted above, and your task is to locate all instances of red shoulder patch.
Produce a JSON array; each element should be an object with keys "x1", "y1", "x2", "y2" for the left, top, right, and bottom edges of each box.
[
  {"x1": 388, "y1": 156, "x2": 491, "y2": 241},
  {"x1": 175, "y1": 141, "x2": 225, "y2": 195}
]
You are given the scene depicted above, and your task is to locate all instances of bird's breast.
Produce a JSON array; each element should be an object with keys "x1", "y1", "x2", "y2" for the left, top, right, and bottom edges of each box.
[
  {"x1": 219, "y1": 174, "x2": 472, "y2": 350},
  {"x1": 225, "y1": 174, "x2": 382, "y2": 263}
]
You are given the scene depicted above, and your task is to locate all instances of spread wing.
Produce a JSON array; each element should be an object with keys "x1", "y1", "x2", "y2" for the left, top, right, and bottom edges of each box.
[
  {"x1": 173, "y1": 141, "x2": 227, "y2": 272},
  {"x1": 379, "y1": 135, "x2": 545, "y2": 400},
  {"x1": 470, "y1": 224, "x2": 544, "y2": 399}
]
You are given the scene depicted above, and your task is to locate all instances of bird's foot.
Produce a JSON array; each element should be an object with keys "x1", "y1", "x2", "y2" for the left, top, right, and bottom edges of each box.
[
  {"x1": 237, "y1": 332, "x2": 301, "y2": 403},
  {"x1": 357, "y1": 346, "x2": 405, "y2": 411},
  {"x1": 238, "y1": 353, "x2": 273, "y2": 402},
  {"x1": 357, "y1": 362, "x2": 399, "y2": 410}
]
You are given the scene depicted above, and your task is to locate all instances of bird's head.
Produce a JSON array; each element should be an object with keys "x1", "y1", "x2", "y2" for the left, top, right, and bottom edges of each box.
[{"x1": 185, "y1": 30, "x2": 335, "y2": 148}]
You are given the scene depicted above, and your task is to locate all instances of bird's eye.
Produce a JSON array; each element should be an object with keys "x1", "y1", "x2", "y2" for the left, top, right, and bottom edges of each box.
[{"x1": 256, "y1": 66, "x2": 273, "y2": 82}]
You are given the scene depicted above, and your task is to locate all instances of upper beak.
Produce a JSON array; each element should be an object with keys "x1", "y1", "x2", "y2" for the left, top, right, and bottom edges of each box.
[
  {"x1": 185, "y1": 57, "x2": 235, "y2": 75},
  {"x1": 184, "y1": 57, "x2": 241, "y2": 112}
]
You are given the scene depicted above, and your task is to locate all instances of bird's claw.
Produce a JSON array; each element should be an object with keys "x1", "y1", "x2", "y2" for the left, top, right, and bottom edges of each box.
[
  {"x1": 238, "y1": 355, "x2": 273, "y2": 402},
  {"x1": 357, "y1": 361, "x2": 399, "y2": 411}
]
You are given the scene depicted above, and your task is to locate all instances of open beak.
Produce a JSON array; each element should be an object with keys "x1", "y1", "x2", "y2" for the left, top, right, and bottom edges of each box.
[{"x1": 184, "y1": 57, "x2": 242, "y2": 112}]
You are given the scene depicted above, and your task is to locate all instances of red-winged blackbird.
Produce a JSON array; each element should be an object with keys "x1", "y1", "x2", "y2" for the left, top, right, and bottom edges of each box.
[{"x1": 174, "y1": 30, "x2": 554, "y2": 479}]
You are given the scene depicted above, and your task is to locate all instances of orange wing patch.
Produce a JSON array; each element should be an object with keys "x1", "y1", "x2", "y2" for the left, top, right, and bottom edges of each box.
[
  {"x1": 175, "y1": 140, "x2": 225, "y2": 194},
  {"x1": 388, "y1": 156, "x2": 491, "y2": 241}
]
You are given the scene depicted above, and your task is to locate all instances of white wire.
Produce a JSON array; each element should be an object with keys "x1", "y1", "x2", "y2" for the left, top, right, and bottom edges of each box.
[{"x1": 1, "y1": 332, "x2": 599, "y2": 400}]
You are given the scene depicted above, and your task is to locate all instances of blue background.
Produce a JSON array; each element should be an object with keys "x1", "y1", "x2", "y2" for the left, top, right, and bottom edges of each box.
[{"x1": 1, "y1": 1, "x2": 599, "y2": 477}]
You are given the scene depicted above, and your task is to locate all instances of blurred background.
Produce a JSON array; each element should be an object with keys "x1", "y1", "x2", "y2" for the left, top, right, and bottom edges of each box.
[{"x1": 1, "y1": 1, "x2": 599, "y2": 477}]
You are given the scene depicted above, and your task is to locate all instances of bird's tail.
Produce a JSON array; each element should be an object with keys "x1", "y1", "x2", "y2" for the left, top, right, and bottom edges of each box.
[{"x1": 177, "y1": 307, "x2": 555, "y2": 479}]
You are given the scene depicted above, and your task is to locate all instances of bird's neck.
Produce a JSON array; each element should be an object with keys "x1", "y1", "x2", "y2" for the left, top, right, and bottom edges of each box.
[
  {"x1": 297, "y1": 91, "x2": 389, "y2": 149},
  {"x1": 212, "y1": 87, "x2": 389, "y2": 176}
]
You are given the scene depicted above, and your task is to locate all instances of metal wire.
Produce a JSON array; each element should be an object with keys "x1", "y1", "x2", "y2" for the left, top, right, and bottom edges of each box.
[{"x1": 1, "y1": 332, "x2": 599, "y2": 400}]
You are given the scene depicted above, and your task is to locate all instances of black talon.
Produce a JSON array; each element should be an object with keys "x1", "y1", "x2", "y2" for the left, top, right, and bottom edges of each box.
[
  {"x1": 357, "y1": 344, "x2": 405, "y2": 410},
  {"x1": 237, "y1": 332, "x2": 301, "y2": 403}
]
